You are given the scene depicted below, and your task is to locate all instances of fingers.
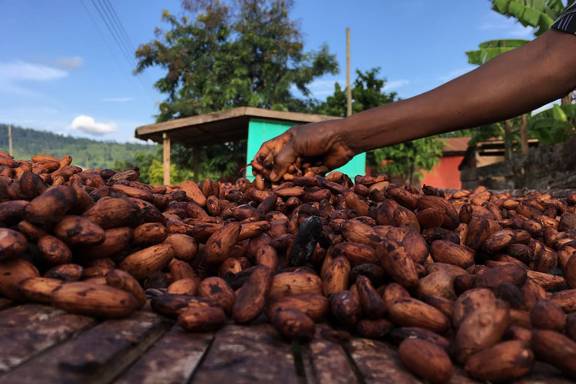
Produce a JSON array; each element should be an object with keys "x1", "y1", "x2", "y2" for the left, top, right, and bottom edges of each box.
[
  {"x1": 251, "y1": 132, "x2": 295, "y2": 181},
  {"x1": 324, "y1": 142, "x2": 355, "y2": 170},
  {"x1": 269, "y1": 143, "x2": 297, "y2": 182}
]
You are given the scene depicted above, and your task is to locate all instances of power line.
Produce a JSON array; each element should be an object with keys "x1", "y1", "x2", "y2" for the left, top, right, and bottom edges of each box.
[
  {"x1": 90, "y1": 0, "x2": 133, "y2": 64},
  {"x1": 80, "y1": 0, "x2": 155, "y2": 104},
  {"x1": 80, "y1": 0, "x2": 129, "y2": 68},
  {"x1": 101, "y1": 0, "x2": 137, "y2": 54},
  {"x1": 96, "y1": 0, "x2": 135, "y2": 62}
]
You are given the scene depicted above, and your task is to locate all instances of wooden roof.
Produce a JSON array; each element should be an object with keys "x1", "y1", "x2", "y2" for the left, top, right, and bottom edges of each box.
[{"x1": 135, "y1": 107, "x2": 340, "y2": 146}]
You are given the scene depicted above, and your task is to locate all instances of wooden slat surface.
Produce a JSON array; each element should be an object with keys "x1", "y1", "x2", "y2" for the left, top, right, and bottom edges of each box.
[
  {"x1": 114, "y1": 325, "x2": 213, "y2": 384},
  {"x1": 347, "y1": 338, "x2": 420, "y2": 384},
  {"x1": 191, "y1": 324, "x2": 301, "y2": 384},
  {"x1": 304, "y1": 327, "x2": 359, "y2": 384},
  {"x1": 0, "y1": 310, "x2": 170, "y2": 384},
  {"x1": 0, "y1": 304, "x2": 574, "y2": 384},
  {"x1": 0, "y1": 305, "x2": 95, "y2": 373}
]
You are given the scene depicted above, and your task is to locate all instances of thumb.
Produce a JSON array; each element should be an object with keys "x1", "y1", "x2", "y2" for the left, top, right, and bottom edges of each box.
[{"x1": 270, "y1": 144, "x2": 297, "y2": 182}]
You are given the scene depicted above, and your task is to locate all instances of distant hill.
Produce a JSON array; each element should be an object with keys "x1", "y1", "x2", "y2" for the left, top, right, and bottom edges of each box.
[{"x1": 0, "y1": 124, "x2": 157, "y2": 169}]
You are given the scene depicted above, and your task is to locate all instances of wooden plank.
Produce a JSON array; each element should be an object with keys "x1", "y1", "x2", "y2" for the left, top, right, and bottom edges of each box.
[
  {"x1": 0, "y1": 305, "x2": 95, "y2": 373},
  {"x1": 191, "y1": 324, "x2": 300, "y2": 384},
  {"x1": 114, "y1": 325, "x2": 213, "y2": 384},
  {"x1": 304, "y1": 326, "x2": 358, "y2": 384},
  {"x1": 0, "y1": 311, "x2": 170, "y2": 384},
  {"x1": 347, "y1": 338, "x2": 420, "y2": 384},
  {"x1": 0, "y1": 299, "x2": 12, "y2": 311}
]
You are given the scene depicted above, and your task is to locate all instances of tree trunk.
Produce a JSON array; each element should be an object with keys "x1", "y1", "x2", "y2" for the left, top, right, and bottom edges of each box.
[
  {"x1": 504, "y1": 119, "x2": 514, "y2": 161},
  {"x1": 192, "y1": 146, "x2": 201, "y2": 180},
  {"x1": 519, "y1": 114, "x2": 529, "y2": 156},
  {"x1": 561, "y1": 91, "x2": 573, "y2": 106}
]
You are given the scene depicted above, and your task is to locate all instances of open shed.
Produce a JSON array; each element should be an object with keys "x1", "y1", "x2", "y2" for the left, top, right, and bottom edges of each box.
[{"x1": 135, "y1": 107, "x2": 367, "y2": 184}]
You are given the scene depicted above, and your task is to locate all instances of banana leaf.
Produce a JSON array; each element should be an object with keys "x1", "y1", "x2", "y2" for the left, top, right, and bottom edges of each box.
[
  {"x1": 466, "y1": 39, "x2": 528, "y2": 65},
  {"x1": 491, "y1": 0, "x2": 568, "y2": 36}
]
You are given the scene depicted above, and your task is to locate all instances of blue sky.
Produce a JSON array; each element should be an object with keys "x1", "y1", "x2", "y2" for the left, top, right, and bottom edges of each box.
[{"x1": 0, "y1": 0, "x2": 537, "y2": 143}]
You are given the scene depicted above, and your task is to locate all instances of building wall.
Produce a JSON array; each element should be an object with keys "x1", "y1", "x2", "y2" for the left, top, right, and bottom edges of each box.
[{"x1": 421, "y1": 156, "x2": 463, "y2": 189}]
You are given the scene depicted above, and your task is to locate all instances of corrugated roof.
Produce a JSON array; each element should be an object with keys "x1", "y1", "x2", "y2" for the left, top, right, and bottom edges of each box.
[{"x1": 440, "y1": 137, "x2": 470, "y2": 154}]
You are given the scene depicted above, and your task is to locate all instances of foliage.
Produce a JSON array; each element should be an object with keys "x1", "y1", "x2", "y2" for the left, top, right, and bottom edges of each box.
[
  {"x1": 171, "y1": 141, "x2": 247, "y2": 181},
  {"x1": 372, "y1": 138, "x2": 444, "y2": 184},
  {"x1": 315, "y1": 68, "x2": 444, "y2": 184},
  {"x1": 316, "y1": 68, "x2": 398, "y2": 117},
  {"x1": 491, "y1": 0, "x2": 573, "y2": 36},
  {"x1": 0, "y1": 124, "x2": 156, "y2": 170},
  {"x1": 135, "y1": 0, "x2": 338, "y2": 121},
  {"x1": 529, "y1": 104, "x2": 576, "y2": 144},
  {"x1": 135, "y1": 0, "x2": 338, "y2": 180},
  {"x1": 466, "y1": 39, "x2": 528, "y2": 65}
]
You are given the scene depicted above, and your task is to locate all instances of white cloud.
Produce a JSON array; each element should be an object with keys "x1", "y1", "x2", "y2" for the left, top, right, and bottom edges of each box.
[
  {"x1": 0, "y1": 61, "x2": 68, "y2": 82},
  {"x1": 0, "y1": 60, "x2": 69, "y2": 96},
  {"x1": 70, "y1": 115, "x2": 116, "y2": 135},
  {"x1": 384, "y1": 79, "x2": 410, "y2": 92},
  {"x1": 56, "y1": 56, "x2": 84, "y2": 70},
  {"x1": 101, "y1": 97, "x2": 133, "y2": 103}
]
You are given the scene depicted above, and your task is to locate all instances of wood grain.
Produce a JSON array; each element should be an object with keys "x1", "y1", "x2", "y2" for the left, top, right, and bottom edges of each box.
[
  {"x1": 0, "y1": 305, "x2": 94, "y2": 373},
  {"x1": 304, "y1": 326, "x2": 358, "y2": 384},
  {"x1": 115, "y1": 325, "x2": 212, "y2": 384},
  {"x1": 0, "y1": 311, "x2": 169, "y2": 384},
  {"x1": 346, "y1": 338, "x2": 420, "y2": 384},
  {"x1": 192, "y1": 324, "x2": 300, "y2": 384}
]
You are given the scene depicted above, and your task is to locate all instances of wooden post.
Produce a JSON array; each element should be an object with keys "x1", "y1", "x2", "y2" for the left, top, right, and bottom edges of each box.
[
  {"x1": 346, "y1": 28, "x2": 352, "y2": 117},
  {"x1": 7, "y1": 125, "x2": 13, "y2": 157},
  {"x1": 561, "y1": 91, "x2": 573, "y2": 105},
  {"x1": 162, "y1": 133, "x2": 171, "y2": 185},
  {"x1": 192, "y1": 146, "x2": 201, "y2": 180},
  {"x1": 504, "y1": 120, "x2": 513, "y2": 161},
  {"x1": 519, "y1": 114, "x2": 529, "y2": 156}
]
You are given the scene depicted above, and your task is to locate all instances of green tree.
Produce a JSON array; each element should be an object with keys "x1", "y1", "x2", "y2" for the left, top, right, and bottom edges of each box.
[
  {"x1": 372, "y1": 139, "x2": 444, "y2": 185},
  {"x1": 136, "y1": 0, "x2": 337, "y2": 120},
  {"x1": 135, "y1": 0, "x2": 337, "y2": 180},
  {"x1": 316, "y1": 68, "x2": 444, "y2": 185},
  {"x1": 529, "y1": 104, "x2": 576, "y2": 144}
]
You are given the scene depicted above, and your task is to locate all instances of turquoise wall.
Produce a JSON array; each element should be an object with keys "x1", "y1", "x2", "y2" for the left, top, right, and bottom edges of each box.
[{"x1": 246, "y1": 118, "x2": 366, "y2": 180}]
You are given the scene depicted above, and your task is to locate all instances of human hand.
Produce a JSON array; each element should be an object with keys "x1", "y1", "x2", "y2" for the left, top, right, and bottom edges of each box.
[{"x1": 251, "y1": 120, "x2": 355, "y2": 182}]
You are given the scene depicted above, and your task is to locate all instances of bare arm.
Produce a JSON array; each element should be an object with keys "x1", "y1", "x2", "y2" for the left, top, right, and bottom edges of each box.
[
  {"x1": 340, "y1": 30, "x2": 576, "y2": 152},
  {"x1": 253, "y1": 30, "x2": 576, "y2": 181}
]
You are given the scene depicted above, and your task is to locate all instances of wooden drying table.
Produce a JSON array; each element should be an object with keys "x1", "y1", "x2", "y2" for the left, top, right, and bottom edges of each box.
[{"x1": 0, "y1": 304, "x2": 572, "y2": 384}]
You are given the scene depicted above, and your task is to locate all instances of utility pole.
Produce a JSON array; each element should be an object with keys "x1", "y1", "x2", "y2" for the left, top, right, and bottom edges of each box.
[
  {"x1": 346, "y1": 28, "x2": 352, "y2": 117},
  {"x1": 7, "y1": 124, "x2": 13, "y2": 156}
]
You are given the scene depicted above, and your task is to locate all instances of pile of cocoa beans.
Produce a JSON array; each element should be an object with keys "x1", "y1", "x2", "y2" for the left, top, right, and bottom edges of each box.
[{"x1": 1, "y1": 151, "x2": 576, "y2": 382}]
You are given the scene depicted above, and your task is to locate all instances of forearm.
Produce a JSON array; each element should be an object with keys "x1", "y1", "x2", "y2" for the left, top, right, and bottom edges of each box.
[{"x1": 340, "y1": 30, "x2": 576, "y2": 153}]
